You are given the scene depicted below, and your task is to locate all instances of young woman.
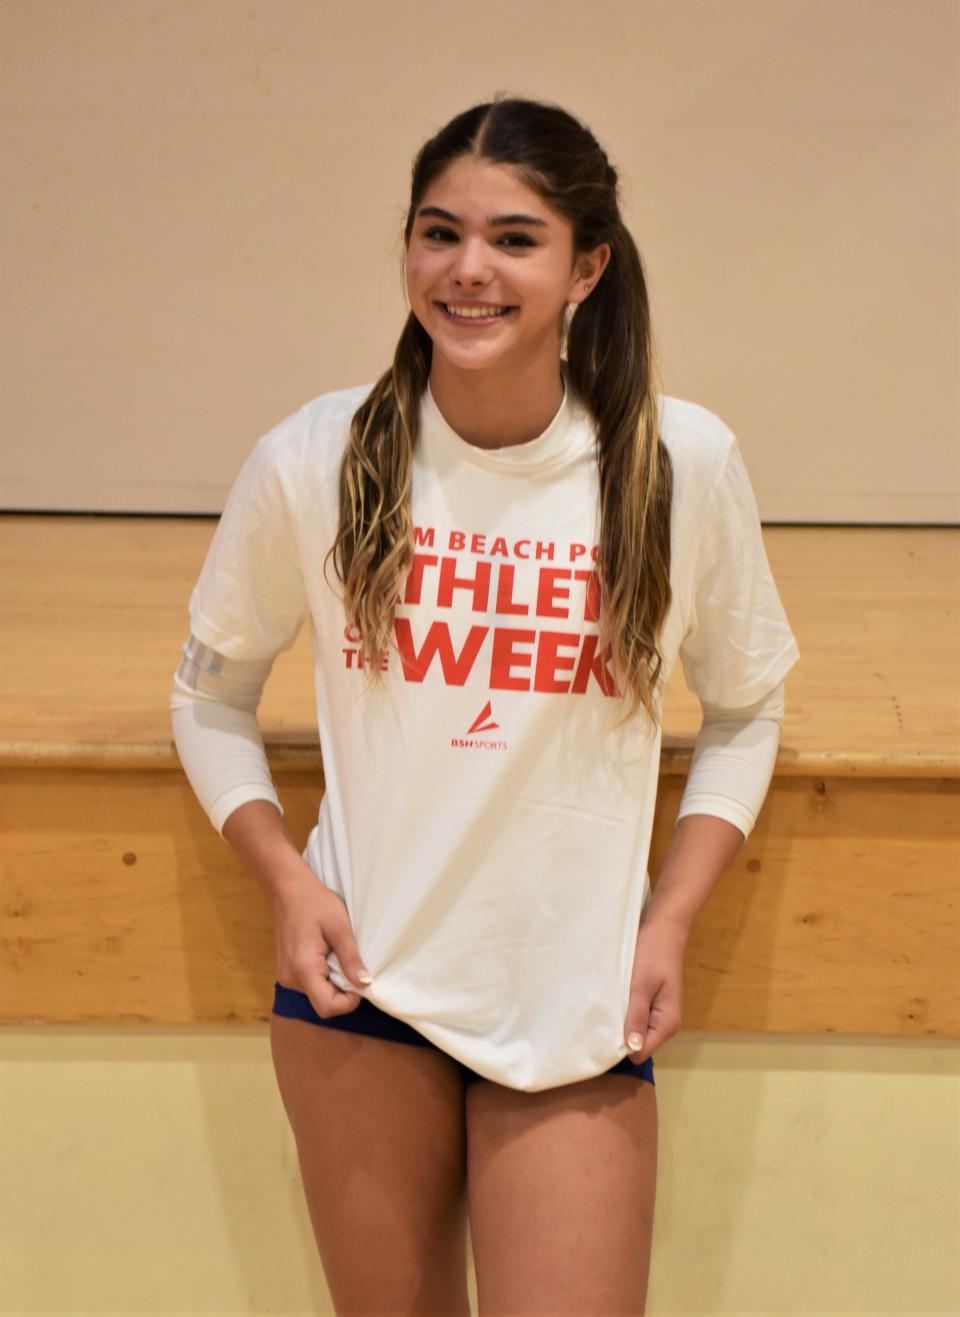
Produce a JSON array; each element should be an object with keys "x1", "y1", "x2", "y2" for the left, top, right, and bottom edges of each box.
[{"x1": 171, "y1": 95, "x2": 800, "y2": 1315}]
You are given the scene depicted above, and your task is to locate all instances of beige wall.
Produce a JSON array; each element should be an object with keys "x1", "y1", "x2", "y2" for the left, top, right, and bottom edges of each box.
[
  {"x1": 2, "y1": 0, "x2": 957, "y2": 520},
  {"x1": 2, "y1": 1027, "x2": 957, "y2": 1317}
]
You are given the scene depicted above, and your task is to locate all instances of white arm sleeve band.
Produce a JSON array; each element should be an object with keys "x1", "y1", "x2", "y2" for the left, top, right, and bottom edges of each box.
[
  {"x1": 675, "y1": 680, "x2": 785, "y2": 841},
  {"x1": 169, "y1": 633, "x2": 282, "y2": 840}
]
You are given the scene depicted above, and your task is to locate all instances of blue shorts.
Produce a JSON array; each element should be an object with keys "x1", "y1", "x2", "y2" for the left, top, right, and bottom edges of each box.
[{"x1": 272, "y1": 981, "x2": 655, "y2": 1088}]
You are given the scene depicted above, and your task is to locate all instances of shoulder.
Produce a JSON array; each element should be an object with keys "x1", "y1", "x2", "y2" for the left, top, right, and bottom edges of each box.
[
  {"x1": 658, "y1": 394, "x2": 736, "y2": 489},
  {"x1": 658, "y1": 396, "x2": 748, "y2": 565},
  {"x1": 301, "y1": 381, "x2": 377, "y2": 441},
  {"x1": 285, "y1": 381, "x2": 379, "y2": 476},
  {"x1": 248, "y1": 381, "x2": 377, "y2": 481}
]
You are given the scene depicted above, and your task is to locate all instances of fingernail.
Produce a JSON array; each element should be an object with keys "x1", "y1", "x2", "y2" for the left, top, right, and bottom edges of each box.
[
  {"x1": 358, "y1": 971, "x2": 373, "y2": 984},
  {"x1": 627, "y1": 1031, "x2": 644, "y2": 1051}
]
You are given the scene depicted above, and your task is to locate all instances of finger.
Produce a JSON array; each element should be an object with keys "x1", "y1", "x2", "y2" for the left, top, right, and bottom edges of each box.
[
  {"x1": 303, "y1": 971, "x2": 363, "y2": 1018},
  {"x1": 324, "y1": 987, "x2": 364, "y2": 1016},
  {"x1": 625, "y1": 1026, "x2": 647, "y2": 1060},
  {"x1": 325, "y1": 917, "x2": 374, "y2": 992},
  {"x1": 625, "y1": 1004, "x2": 651, "y2": 1058}
]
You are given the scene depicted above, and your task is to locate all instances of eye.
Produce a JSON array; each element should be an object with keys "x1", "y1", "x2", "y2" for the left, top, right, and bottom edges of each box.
[{"x1": 423, "y1": 226, "x2": 535, "y2": 248}]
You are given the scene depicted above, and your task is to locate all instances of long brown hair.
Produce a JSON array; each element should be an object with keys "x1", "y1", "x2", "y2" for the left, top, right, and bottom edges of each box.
[{"x1": 325, "y1": 94, "x2": 672, "y2": 734}]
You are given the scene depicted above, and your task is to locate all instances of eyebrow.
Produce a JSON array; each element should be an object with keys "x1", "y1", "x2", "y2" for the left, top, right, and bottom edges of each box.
[{"x1": 416, "y1": 205, "x2": 549, "y2": 229}]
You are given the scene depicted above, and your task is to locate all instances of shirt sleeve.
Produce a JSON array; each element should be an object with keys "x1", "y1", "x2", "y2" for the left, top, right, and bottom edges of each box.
[
  {"x1": 187, "y1": 409, "x2": 310, "y2": 661},
  {"x1": 679, "y1": 435, "x2": 801, "y2": 708}
]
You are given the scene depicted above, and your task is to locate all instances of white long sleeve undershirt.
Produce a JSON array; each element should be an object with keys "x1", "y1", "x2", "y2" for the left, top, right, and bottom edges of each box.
[
  {"x1": 169, "y1": 635, "x2": 282, "y2": 838},
  {"x1": 674, "y1": 683, "x2": 784, "y2": 839},
  {"x1": 170, "y1": 633, "x2": 785, "y2": 843}
]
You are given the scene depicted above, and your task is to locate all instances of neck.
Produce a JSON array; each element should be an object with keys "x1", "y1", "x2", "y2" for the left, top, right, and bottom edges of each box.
[{"x1": 427, "y1": 357, "x2": 565, "y2": 450}]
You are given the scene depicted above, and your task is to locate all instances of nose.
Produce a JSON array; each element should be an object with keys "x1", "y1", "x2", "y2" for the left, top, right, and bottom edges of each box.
[{"x1": 448, "y1": 234, "x2": 493, "y2": 286}]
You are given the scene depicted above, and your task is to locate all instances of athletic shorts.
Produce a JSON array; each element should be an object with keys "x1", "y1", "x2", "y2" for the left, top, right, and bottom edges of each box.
[{"x1": 272, "y1": 981, "x2": 655, "y2": 1088}]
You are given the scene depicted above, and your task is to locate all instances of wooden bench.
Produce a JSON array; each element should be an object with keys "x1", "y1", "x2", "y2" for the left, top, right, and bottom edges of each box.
[{"x1": 1, "y1": 515, "x2": 956, "y2": 1037}]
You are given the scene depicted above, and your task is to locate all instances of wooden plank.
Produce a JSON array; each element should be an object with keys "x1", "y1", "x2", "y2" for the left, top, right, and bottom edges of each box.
[
  {"x1": 0, "y1": 515, "x2": 958, "y2": 775},
  {"x1": 2, "y1": 768, "x2": 956, "y2": 1036},
  {"x1": 2, "y1": 514, "x2": 956, "y2": 1033}
]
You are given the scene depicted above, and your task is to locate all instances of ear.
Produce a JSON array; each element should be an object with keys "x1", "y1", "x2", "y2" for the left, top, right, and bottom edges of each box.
[{"x1": 570, "y1": 241, "x2": 612, "y2": 304}]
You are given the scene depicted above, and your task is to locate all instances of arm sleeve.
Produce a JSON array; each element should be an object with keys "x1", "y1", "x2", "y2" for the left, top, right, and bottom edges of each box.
[
  {"x1": 169, "y1": 632, "x2": 281, "y2": 840},
  {"x1": 172, "y1": 406, "x2": 311, "y2": 837},
  {"x1": 679, "y1": 436, "x2": 801, "y2": 708},
  {"x1": 675, "y1": 681, "x2": 785, "y2": 842}
]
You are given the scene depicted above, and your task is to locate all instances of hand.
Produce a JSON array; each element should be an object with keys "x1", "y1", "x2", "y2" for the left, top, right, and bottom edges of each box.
[
  {"x1": 624, "y1": 915, "x2": 688, "y2": 1064},
  {"x1": 271, "y1": 868, "x2": 373, "y2": 1019}
]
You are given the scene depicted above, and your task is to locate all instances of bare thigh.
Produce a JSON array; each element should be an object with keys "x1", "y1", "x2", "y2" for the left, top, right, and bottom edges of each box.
[
  {"x1": 270, "y1": 1014, "x2": 472, "y2": 1316},
  {"x1": 466, "y1": 1072, "x2": 658, "y2": 1316}
]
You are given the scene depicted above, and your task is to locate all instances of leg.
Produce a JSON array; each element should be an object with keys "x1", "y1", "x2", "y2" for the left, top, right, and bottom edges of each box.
[
  {"x1": 270, "y1": 1013, "x2": 472, "y2": 1316},
  {"x1": 466, "y1": 1072, "x2": 657, "y2": 1315}
]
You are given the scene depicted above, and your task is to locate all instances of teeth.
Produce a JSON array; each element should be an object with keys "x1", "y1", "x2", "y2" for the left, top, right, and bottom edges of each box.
[{"x1": 445, "y1": 304, "x2": 508, "y2": 318}]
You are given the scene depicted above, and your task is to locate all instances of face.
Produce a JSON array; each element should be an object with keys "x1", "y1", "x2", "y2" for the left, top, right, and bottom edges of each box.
[{"x1": 404, "y1": 156, "x2": 609, "y2": 375}]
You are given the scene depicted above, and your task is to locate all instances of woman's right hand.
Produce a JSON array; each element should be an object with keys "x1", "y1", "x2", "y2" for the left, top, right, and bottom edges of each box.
[{"x1": 271, "y1": 867, "x2": 373, "y2": 1018}]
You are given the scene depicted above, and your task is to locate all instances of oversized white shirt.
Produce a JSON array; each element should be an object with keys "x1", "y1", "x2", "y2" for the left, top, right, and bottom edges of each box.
[{"x1": 177, "y1": 364, "x2": 801, "y2": 1090}]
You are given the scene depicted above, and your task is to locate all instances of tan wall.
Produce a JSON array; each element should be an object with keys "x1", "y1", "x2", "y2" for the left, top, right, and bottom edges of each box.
[
  {"x1": 2, "y1": 0, "x2": 957, "y2": 519},
  {"x1": 2, "y1": 1028, "x2": 957, "y2": 1317}
]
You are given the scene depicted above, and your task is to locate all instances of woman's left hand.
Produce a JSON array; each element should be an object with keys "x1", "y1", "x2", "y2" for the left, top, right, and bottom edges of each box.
[{"x1": 623, "y1": 915, "x2": 688, "y2": 1064}]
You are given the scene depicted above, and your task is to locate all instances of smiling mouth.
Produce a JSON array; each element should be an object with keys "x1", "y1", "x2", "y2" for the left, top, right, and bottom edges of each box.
[{"x1": 436, "y1": 302, "x2": 518, "y2": 323}]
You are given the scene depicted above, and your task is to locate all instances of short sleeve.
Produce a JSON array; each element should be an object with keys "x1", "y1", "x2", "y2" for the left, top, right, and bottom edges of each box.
[
  {"x1": 187, "y1": 409, "x2": 309, "y2": 661},
  {"x1": 679, "y1": 436, "x2": 801, "y2": 708}
]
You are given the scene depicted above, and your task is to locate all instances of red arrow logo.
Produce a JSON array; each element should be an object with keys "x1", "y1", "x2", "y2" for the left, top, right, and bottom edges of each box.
[{"x1": 466, "y1": 701, "x2": 499, "y2": 734}]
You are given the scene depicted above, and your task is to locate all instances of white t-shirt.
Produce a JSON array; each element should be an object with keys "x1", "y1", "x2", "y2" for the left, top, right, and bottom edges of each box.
[{"x1": 185, "y1": 363, "x2": 801, "y2": 1091}]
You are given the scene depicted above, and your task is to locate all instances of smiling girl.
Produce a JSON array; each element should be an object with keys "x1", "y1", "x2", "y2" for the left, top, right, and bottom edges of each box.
[{"x1": 172, "y1": 94, "x2": 800, "y2": 1314}]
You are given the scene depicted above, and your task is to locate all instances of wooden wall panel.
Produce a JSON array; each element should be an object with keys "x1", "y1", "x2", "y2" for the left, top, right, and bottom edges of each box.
[{"x1": 2, "y1": 767, "x2": 955, "y2": 1037}]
